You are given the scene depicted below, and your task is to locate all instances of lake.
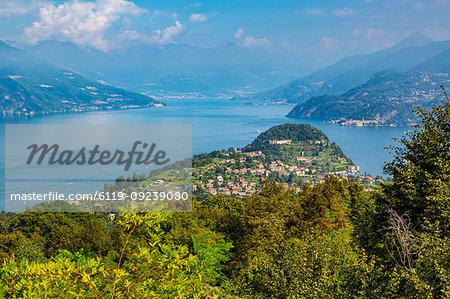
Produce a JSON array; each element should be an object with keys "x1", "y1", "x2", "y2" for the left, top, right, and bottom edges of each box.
[{"x1": 0, "y1": 99, "x2": 409, "y2": 207}]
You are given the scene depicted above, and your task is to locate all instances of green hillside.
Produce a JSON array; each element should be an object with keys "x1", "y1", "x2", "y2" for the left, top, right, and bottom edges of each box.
[
  {"x1": 0, "y1": 41, "x2": 163, "y2": 117},
  {"x1": 287, "y1": 70, "x2": 449, "y2": 126}
]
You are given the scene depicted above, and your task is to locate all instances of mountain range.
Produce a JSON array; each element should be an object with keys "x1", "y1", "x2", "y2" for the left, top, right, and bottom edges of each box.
[
  {"x1": 242, "y1": 33, "x2": 450, "y2": 104},
  {"x1": 286, "y1": 70, "x2": 448, "y2": 126},
  {"x1": 25, "y1": 41, "x2": 317, "y2": 99},
  {"x1": 0, "y1": 41, "x2": 163, "y2": 117},
  {"x1": 2, "y1": 32, "x2": 448, "y2": 123}
]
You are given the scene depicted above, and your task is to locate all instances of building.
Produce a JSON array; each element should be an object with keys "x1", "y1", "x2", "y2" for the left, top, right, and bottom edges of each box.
[
  {"x1": 269, "y1": 139, "x2": 292, "y2": 145},
  {"x1": 297, "y1": 157, "x2": 312, "y2": 163}
]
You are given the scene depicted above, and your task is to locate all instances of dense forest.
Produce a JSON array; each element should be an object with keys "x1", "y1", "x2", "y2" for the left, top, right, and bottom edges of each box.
[
  {"x1": 0, "y1": 89, "x2": 449, "y2": 297},
  {"x1": 244, "y1": 123, "x2": 350, "y2": 165},
  {"x1": 245, "y1": 123, "x2": 328, "y2": 149}
]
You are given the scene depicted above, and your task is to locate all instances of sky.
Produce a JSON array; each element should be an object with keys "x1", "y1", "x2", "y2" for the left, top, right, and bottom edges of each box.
[{"x1": 0, "y1": 0, "x2": 449, "y2": 60}]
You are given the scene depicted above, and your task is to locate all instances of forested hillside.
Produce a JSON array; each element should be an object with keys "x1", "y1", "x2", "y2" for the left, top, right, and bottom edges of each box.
[
  {"x1": 0, "y1": 41, "x2": 163, "y2": 117},
  {"x1": 287, "y1": 71, "x2": 448, "y2": 126}
]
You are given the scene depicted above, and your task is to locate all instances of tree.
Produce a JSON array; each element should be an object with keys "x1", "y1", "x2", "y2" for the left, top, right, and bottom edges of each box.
[
  {"x1": 382, "y1": 85, "x2": 450, "y2": 235},
  {"x1": 355, "y1": 87, "x2": 450, "y2": 297},
  {"x1": 0, "y1": 213, "x2": 233, "y2": 298}
]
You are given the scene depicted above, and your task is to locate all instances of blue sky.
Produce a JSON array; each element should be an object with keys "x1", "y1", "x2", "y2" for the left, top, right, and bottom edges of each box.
[{"x1": 1, "y1": 0, "x2": 449, "y2": 57}]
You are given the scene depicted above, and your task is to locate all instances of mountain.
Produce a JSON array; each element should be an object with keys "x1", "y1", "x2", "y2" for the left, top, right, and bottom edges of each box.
[
  {"x1": 243, "y1": 33, "x2": 450, "y2": 103},
  {"x1": 26, "y1": 40, "x2": 319, "y2": 99},
  {"x1": 0, "y1": 41, "x2": 163, "y2": 117},
  {"x1": 411, "y1": 48, "x2": 450, "y2": 73},
  {"x1": 301, "y1": 33, "x2": 436, "y2": 83},
  {"x1": 388, "y1": 32, "x2": 434, "y2": 50},
  {"x1": 286, "y1": 70, "x2": 449, "y2": 126}
]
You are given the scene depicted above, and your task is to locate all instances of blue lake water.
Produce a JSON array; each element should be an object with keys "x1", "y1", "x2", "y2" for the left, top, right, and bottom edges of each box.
[{"x1": 0, "y1": 100, "x2": 409, "y2": 208}]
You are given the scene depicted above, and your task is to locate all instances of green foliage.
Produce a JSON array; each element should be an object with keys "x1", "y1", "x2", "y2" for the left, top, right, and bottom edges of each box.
[
  {"x1": 382, "y1": 86, "x2": 450, "y2": 234},
  {"x1": 287, "y1": 71, "x2": 447, "y2": 126},
  {"x1": 235, "y1": 229, "x2": 361, "y2": 298},
  {"x1": 4, "y1": 212, "x2": 111, "y2": 257},
  {"x1": 1, "y1": 93, "x2": 449, "y2": 297},
  {"x1": 246, "y1": 123, "x2": 328, "y2": 151},
  {"x1": 354, "y1": 87, "x2": 450, "y2": 297},
  {"x1": 0, "y1": 213, "x2": 233, "y2": 298}
]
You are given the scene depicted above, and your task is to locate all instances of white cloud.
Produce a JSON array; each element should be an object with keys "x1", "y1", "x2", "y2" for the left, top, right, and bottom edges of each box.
[
  {"x1": 353, "y1": 28, "x2": 383, "y2": 39},
  {"x1": 153, "y1": 21, "x2": 186, "y2": 44},
  {"x1": 305, "y1": 7, "x2": 357, "y2": 17},
  {"x1": 321, "y1": 36, "x2": 337, "y2": 42},
  {"x1": 320, "y1": 36, "x2": 339, "y2": 49},
  {"x1": 365, "y1": 28, "x2": 383, "y2": 39},
  {"x1": 151, "y1": 10, "x2": 163, "y2": 17},
  {"x1": 186, "y1": 2, "x2": 203, "y2": 9},
  {"x1": 242, "y1": 36, "x2": 268, "y2": 47},
  {"x1": 332, "y1": 8, "x2": 357, "y2": 17},
  {"x1": 23, "y1": 0, "x2": 145, "y2": 51},
  {"x1": 189, "y1": 13, "x2": 208, "y2": 23},
  {"x1": 120, "y1": 29, "x2": 146, "y2": 40},
  {"x1": 305, "y1": 8, "x2": 325, "y2": 15},
  {"x1": 235, "y1": 29, "x2": 268, "y2": 47},
  {"x1": 234, "y1": 28, "x2": 244, "y2": 38},
  {"x1": 0, "y1": 1, "x2": 37, "y2": 17},
  {"x1": 119, "y1": 21, "x2": 186, "y2": 45}
]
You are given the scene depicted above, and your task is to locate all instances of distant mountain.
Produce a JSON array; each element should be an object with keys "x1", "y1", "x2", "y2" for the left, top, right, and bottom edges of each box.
[
  {"x1": 242, "y1": 33, "x2": 450, "y2": 103},
  {"x1": 286, "y1": 70, "x2": 449, "y2": 126},
  {"x1": 0, "y1": 41, "x2": 163, "y2": 117},
  {"x1": 411, "y1": 48, "x2": 450, "y2": 73},
  {"x1": 25, "y1": 41, "x2": 317, "y2": 99},
  {"x1": 387, "y1": 32, "x2": 434, "y2": 51}
]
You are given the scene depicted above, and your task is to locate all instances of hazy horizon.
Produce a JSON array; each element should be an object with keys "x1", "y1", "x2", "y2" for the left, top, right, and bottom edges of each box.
[{"x1": 1, "y1": 1, "x2": 449, "y2": 78}]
